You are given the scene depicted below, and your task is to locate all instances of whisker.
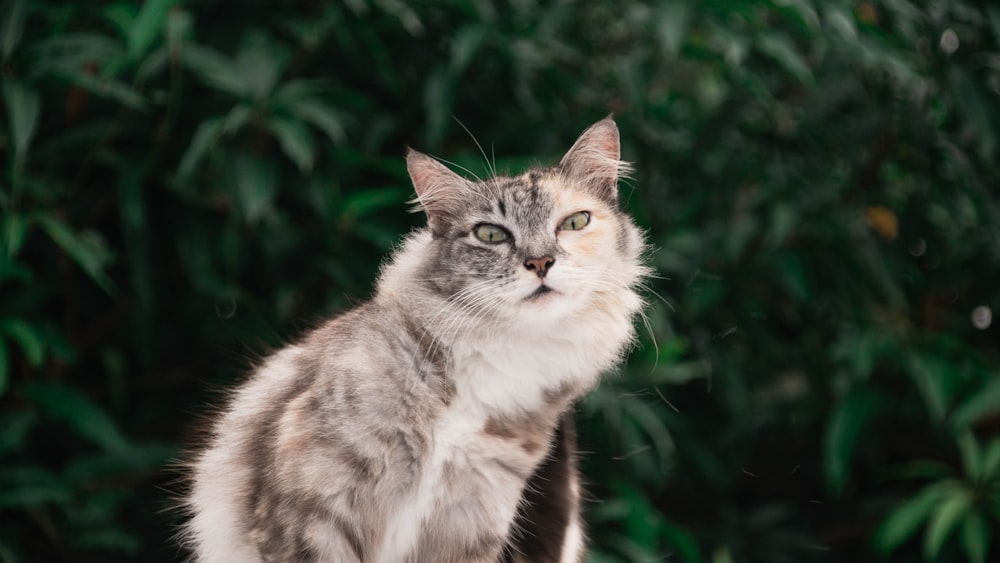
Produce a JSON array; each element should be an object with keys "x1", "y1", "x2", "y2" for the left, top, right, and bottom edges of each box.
[
  {"x1": 437, "y1": 156, "x2": 484, "y2": 184},
  {"x1": 452, "y1": 114, "x2": 496, "y2": 179},
  {"x1": 654, "y1": 386, "x2": 679, "y2": 413},
  {"x1": 637, "y1": 282, "x2": 675, "y2": 312}
]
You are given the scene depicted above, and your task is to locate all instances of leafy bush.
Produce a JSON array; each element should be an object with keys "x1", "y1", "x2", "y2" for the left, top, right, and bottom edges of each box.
[{"x1": 1, "y1": 0, "x2": 997, "y2": 561}]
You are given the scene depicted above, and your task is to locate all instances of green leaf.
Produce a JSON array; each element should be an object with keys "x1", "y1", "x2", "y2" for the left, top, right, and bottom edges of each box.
[
  {"x1": 960, "y1": 511, "x2": 990, "y2": 563},
  {"x1": 975, "y1": 439, "x2": 1000, "y2": 482},
  {"x1": 449, "y1": 24, "x2": 488, "y2": 74},
  {"x1": 126, "y1": 0, "x2": 174, "y2": 61},
  {"x1": 0, "y1": 410, "x2": 36, "y2": 453},
  {"x1": 0, "y1": 318, "x2": 45, "y2": 367},
  {"x1": 63, "y1": 443, "x2": 175, "y2": 482},
  {"x1": 0, "y1": 465, "x2": 71, "y2": 508},
  {"x1": 0, "y1": 260, "x2": 31, "y2": 284},
  {"x1": 1, "y1": 212, "x2": 27, "y2": 259},
  {"x1": 831, "y1": 327, "x2": 898, "y2": 379},
  {"x1": 824, "y1": 6, "x2": 857, "y2": 41},
  {"x1": 176, "y1": 115, "x2": 226, "y2": 184},
  {"x1": 951, "y1": 376, "x2": 1000, "y2": 430},
  {"x1": 268, "y1": 117, "x2": 316, "y2": 171},
  {"x1": 584, "y1": 549, "x2": 620, "y2": 563},
  {"x1": 774, "y1": 251, "x2": 810, "y2": 302},
  {"x1": 653, "y1": 360, "x2": 709, "y2": 385},
  {"x1": 873, "y1": 481, "x2": 958, "y2": 553},
  {"x1": 881, "y1": 460, "x2": 954, "y2": 482},
  {"x1": 133, "y1": 44, "x2": 168, "y2": 83},
  {"x1": 182, "y1": 44, "x2": 247, "y2": 97},
  {"x1": 956, "y1": 431, "x2": 982, "y2": 481},
  {"x1": 29, "y1": 32, "x2": 123, "y2": 76},
  {"x1": 165, "y1": 4, "x2": 191, "y2": 59},
  {"x1": 269, "y1": 79, "x2": 332, "y2": 106},
  {"x1": 38, "y1": 217, "x2": 117, "y2": 294},
  {"x1": 711, "y1": 547, "x2": 735, "y2": 563},
  {"x1": 825, "y1": 387, "x2": 881, "y2": 493},
  {"x1": 765, "y1": 203, "x2": 797, "y2": 247},
  {"x1": 0, "y1": 0, "x2": 25, "y2": 59},
  {"x1": 232, "y1": 32, "x2": 290, "y2": 100},
  {"x1": 654, "y1": 0, "x2": 691, "y2": 56},
  {"x1": 341, "y1": 186, "x2": 410, "y2": 218},
  {"x1": 103, "y1": 3, "x2": 136, "y2": 38},
  {"x1": 924, "y1": 489, "x2": 973, "y2": 559},
  {"x1": 231, "y1": 154, "x2": 278, "y2": 224},
  {"x1": 1, "y1": 79, "x2": 40, "y2": 169},
  {"x1": 603, "y1": 532, "x2": 662, "y2": 563},
  {"x1": 661, "y1": 519, "x2": 704, "y2": 563},
  {"x1": 953, "y1": 68, "x2": 997, "y2": 160},
  {"x1": 20, "y1": 381, "x2": 131, "y2": 454},
  {"x1": 777, "y1": 0, "x2": 820, "y2": 30},
  {"x1": 55, "y1": 69, "x2": 147, "y2": 110},
  {"x1": 756, "y1": 33, "x2": 813, "y2": 84},
  {"x1": 286, "y1": 99, "x2": 346, "y2": 144},
  {"x1": 907, "y1": 354, "x2": 951, "y2": 422},
  {"x1": 221, "y1": 104, "x2": 252, "y2": 134},
  {"x1": 622, "y1": 394, "x2": 675, "y2": 473},
  {"x1": 0, "y1": 484, "x2": 73, "y2": 508}
]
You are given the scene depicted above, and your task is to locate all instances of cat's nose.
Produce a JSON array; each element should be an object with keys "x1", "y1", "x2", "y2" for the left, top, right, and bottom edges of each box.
[{"x1": 524, "y1": 256, "x2": 555, "y2": 278}]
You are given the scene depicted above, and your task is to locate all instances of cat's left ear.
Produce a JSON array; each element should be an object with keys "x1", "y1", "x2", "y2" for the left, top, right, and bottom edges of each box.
[
  {"x1": 559, "y1": 117, "x2": 630, "y2": 204},
  {"x1": 406, "y1": 148, "x2": 471, "y2": 232}
]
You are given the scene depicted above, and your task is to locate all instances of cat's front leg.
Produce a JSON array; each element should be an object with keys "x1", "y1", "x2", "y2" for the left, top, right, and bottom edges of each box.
[
  {"x1": 246, "y1": 499, "x2": 368, "y2": 563},
  {"x1": 398, "y1": 495, "x2": 519, "y2": 563},
  {"x1": 501, "y1": 413, "x2": 585, "y2": 563}
]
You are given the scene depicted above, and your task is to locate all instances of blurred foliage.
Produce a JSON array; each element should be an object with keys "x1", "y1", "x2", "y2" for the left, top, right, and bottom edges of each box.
[{"x1": 1, "y1": 0, "x2": 998, "y2": 561}]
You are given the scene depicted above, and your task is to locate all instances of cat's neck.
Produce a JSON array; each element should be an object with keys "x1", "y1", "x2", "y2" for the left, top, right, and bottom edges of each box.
[{"x1": 375, "y1": 230, "x2": 640, "y2": 415}]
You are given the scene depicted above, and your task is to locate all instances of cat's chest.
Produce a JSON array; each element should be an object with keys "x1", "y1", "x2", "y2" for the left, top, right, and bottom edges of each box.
[
  {"x1": 376, "y1": 348, "x2": 574, "y2": 562},
  {"x1": 375, "y1": 401, "x2": 548, "y2": 562}
]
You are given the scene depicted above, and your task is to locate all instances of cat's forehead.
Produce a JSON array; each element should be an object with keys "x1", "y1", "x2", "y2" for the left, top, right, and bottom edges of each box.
[
  {"x1": 494, "y1": 171, "x2": 547, "y2": 204},
  {"x1": 474, "y1": 168, "x2": 583, "y2": 223}
]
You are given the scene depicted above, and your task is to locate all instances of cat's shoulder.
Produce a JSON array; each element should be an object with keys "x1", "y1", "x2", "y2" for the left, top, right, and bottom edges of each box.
[{"x1": 289, "y1": 301, "x2": 450, "y2": 397}]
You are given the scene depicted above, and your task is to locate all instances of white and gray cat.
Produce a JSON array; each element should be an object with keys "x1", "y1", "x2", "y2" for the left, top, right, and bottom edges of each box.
[{"x1": 183, "y1": 118, "x2": 649, "y2": 562}]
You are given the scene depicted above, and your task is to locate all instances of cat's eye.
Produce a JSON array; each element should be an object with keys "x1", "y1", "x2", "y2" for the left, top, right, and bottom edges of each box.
[
  {"x1": 474, "y1": 223, "x2": 510, "y2": 243},
  {"x1": 559, "y1": 211, "x2": 591, "y2": 232}
]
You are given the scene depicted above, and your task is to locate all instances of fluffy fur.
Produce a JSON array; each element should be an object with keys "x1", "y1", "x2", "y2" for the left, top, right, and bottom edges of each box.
[{"x1": 183, "y1": 118, "x2": 649, "y2": 562}]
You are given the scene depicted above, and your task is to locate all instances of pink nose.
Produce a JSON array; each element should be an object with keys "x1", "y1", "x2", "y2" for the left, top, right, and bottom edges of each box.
[{"x1": 524, "y1": 256, "x2": 555, "y2": 278}]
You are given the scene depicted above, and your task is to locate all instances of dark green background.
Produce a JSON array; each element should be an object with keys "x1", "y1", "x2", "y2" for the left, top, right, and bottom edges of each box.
[{"x1": 1, "y1": 1, "x2": 998, "y2": 561}]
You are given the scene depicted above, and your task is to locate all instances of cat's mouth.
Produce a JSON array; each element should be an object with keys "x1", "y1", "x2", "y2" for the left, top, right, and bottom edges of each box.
[{"x1": 527, "y1": 285, "x2": 555, "y2": 300}]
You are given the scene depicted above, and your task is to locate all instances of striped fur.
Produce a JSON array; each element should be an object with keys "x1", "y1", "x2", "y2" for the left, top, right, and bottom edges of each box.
[{"x1": 183, "y1": 118, "x2": 647, "y2": 562}]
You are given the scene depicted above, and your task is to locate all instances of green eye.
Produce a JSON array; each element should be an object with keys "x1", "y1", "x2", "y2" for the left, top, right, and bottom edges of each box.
[
  {"x1": 474, "y1": 224, "x2": 510, "y2": 243},
  {"x1": 559, "y1": 211, "x2": 591, "y2": 231}
]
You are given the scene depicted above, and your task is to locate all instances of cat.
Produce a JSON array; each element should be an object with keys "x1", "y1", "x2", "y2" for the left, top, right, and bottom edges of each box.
[{"x1": 183, "y1": 117, "x2": 649, "y2": 563}]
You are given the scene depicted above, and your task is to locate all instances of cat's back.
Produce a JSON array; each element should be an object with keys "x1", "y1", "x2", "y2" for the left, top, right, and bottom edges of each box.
[{"x1": 185, "y1": 301, "x2": 449, "y2": 562}]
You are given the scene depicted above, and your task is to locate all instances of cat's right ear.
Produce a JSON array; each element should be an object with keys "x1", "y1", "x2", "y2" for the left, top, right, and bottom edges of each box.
[
  {"x1": 406, "y1": 148, "x2": 470, "y2": 232},
  {"x1": 559, "y1": 117, "x2": 631, "y2": 205}
]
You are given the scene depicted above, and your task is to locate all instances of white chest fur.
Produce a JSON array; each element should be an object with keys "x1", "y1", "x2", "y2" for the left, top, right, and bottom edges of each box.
[
  {"x1": 374, "y1": 404, "x2": 515, "y2": 562},
  {"x1": 375, "y1": 337, "x2": 596, "y2": 562}
]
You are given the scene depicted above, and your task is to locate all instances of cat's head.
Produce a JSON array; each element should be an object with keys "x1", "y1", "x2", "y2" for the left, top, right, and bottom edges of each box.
[{"x1": 405, "y1": 118, "x2": 647, "y2": 329}]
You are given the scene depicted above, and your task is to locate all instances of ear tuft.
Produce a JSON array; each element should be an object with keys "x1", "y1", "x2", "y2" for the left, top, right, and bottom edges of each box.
[{"x1": 559, "y1": 118, "x2": 630, "y2": 203}]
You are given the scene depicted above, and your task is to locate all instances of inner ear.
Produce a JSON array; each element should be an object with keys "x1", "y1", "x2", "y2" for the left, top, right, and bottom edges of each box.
[
  {"x1": 559, "y1": 118, "x2": 628, "y2": 204},
  {"x1": 406, "y1": 149, "x2": 471, "y2": 231}
]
